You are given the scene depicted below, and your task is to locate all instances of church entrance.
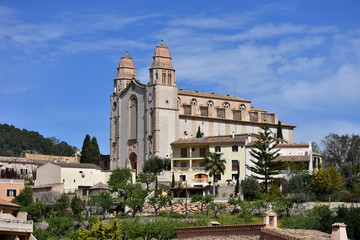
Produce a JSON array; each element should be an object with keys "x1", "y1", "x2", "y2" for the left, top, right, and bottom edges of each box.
[{"x1": 129, "y1": 152, "x2": 137, "y2": 173}]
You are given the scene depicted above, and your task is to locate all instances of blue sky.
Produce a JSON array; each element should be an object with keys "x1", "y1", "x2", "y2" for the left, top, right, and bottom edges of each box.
[{"x1": 1, "y1": 0, "x2": 359, "y2": 154}]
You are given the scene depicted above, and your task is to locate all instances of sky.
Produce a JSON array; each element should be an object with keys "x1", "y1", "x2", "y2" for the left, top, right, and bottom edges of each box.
[{"x1": 0, "y1": 0, "x2": 359, "y2": 154}]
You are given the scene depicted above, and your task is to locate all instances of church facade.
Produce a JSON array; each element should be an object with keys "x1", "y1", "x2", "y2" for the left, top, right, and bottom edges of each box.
[{"x1": 109, "y1": 42, "x2": 296, "y2": 172}]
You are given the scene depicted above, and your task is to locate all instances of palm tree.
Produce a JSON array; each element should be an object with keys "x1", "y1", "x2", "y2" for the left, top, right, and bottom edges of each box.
[{"x1": 205, "y1": 152, "x2": 226, "y2": 195}]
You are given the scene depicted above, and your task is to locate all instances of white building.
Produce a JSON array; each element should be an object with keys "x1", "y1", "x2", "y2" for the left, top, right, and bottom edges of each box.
[{"x1": 35, "y1": 162, "x2": 111, "y2": 193}]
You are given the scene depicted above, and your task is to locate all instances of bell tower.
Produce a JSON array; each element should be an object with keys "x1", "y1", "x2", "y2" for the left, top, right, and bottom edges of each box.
[
  {"x1": 114, "y1": 51, "x2": 137, "y2": 93},
  {"x1": 149, "y1": 40, "x2": 176, "y2": 86}
]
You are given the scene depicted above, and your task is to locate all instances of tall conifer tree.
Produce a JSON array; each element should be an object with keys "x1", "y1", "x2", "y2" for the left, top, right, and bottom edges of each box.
[{"x1": 246, "y1": 124, "x2": 281, "y2": 192}]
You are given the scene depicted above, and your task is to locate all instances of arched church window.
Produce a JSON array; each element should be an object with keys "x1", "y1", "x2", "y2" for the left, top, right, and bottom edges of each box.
[
  {"x1": 191, "y1": 99, "x2": 197, "y2": 105},
  {"x1": 155, "y1": 70, "x2": 158, "y2": 80},
  {"x1": 240, "y1": 104, "x2": 246, "y2": 110},
  {"x1": 223, "y1": 102, "x2": 230, "y2": 109},
  {"x1": 207, "y1": 101, "x2": 214, "y2": 107},
  {"x1": 162, "y1": 71, "x2": 166, "y2": 84},
  {"x1": 129, "y1": 96, "x2": 138, "y2": 139}
]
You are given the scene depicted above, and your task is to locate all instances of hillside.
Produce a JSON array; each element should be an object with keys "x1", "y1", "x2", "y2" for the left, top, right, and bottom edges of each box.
[{"x1": 0, "y1": 123, "x2": 77, "y2": 157}]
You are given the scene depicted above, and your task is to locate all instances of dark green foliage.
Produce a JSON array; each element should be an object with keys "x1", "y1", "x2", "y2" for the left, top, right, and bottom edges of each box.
[
  {"x1": 22, "y1": 201, "x2": 46, "y2": 221},
  {"x1": 107, "y1": 168, "x2": 133, "y2": 200},
  {"x1": 33, "y1": 228, "x2": 52, "y2": 240},
  {"x1": 283, "y1": 175, "x2": 304, "y2": 194},
  {"x1": 234, "y1": 167, "x2": 240, "y2": 196},
  {"x1": 246, "y1": 124, "x2": 281, "y2": 192},
  {"x1": 143, "y1": 156, "x2": 171, "y2": 174},
  {"x1": 0, "y1": 123, "x2": 76, "y2": 156},
  {"x1": 121, "y1": 218, "x2": 203, "y2": 240},
  {"x1": 47, "y1": 216, "x2": 74, "y2": 236},
  {"x1": 196, "y1": 126, "x2": 203, "y2": 138},
  {"x1": 240, "y1": 177, "x2": 261, "y2": 201},
  {"x1": 276, "y1": 121, "x2": 283, "y2": 139},
  {"x1": 90, "y1": 192, "x2": 113, "y2": 218},
  {"x1": 148, "y1": 195, "x2": 169, "y2": 215},
  {"x1": 322, "y1": 133, "x2": 360, "y2": 169},
  {"x1": 80, "y1": 134, "x2": 100, "y2": 165},
  {"x1": 137, "y1": 172, "x2": 156, "y2": 191},
  {"x1": 71, "y1": 196, "x2": 84, "y2": 217},
  {"x1": 53, "y1": 193, "x2": 70, "y2": 215},
  {"x1": 281, "y1": 205, "x2": 334, "y2": 233},
  {"x1": 171, "y1": 172, "x2": 176, "y2": 187},
  {"x1": 205, "y1": 152, "x2": 226, "y2": 195},
  {"x1": 12, "y1": 186, "x2": 33, "y2": 207},
  {"x1": 125, "y1": 187, "x2": 148, "y2": 217},
  {"x1": 335, "y1": 206, "x2": 360, "y2": 240}
]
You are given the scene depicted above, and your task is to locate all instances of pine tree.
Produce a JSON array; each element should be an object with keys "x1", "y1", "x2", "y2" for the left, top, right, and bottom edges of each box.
[
  {"x1": 246, "y1": 124, "x2": 281, "y2": 192},
  {"x1": 277, "y1": 121, "x2": 283, "y2": 139}
]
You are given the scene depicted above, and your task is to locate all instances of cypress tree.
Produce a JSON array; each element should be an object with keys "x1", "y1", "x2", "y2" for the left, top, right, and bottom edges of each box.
[
  {"x1": 171, "y1": 172, "x2": 175, "y2": 188},
  {"x1": 234, "y1": 167, "x2": 240, "y2": 197},
  {"x1": 277, "y1": 121, "x2": 283, "y2": 139},
  {"x1": 80, "y1": 134, "x2": 92, "y2": 163},
  {"x1": 196, "y1": 126, "x2": 203, "y2": 138},
  {"x1": 91, "y1": 137, "x2": 100, "y2": 165}
]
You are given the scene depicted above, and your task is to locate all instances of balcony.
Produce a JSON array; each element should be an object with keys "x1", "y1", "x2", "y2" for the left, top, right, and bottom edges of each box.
[{"x1": 0, "y1": 218, "x2": 33, "y2": 233}]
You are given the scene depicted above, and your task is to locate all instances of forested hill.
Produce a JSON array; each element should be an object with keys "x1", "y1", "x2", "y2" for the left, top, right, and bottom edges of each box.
[{"x1": 0, "y1": 123, "x2": 77, "y2": 157}]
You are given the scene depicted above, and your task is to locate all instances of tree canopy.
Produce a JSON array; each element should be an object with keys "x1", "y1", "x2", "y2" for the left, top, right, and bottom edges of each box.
[
  {"x1": 0, "y1": 123, "x2": 76, "y2": 156},
  {"x1": 143, "y1": 156, "x2": 171, "y2": 174},
  {"x1": 80, "y1": 134, "x2": 100, "y2": 165},
  {"x1": 246, "y1": 124, "x2": 281, "y2": 192},
  {"x1": 205, "y1": 152, "x2": 226, "y2": 195}
]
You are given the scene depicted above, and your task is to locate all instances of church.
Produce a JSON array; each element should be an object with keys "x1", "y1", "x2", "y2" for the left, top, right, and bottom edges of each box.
[{"x1": 109, "y1": 41, "x2": 296, "y2": 173}]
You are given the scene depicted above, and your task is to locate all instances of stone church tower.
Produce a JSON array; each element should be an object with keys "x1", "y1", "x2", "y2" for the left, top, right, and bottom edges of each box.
[{"x1": 110, "y1": 41, "x2": 178, "y2": 173}]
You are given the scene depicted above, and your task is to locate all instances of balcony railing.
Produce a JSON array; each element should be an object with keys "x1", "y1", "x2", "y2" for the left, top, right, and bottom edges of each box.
[
  {"x1": 0, "y1": 218, "x2": 33, "y2": 232},
  {"x1": 192, "y1": 178, "x2": 209, "y2": 183},
  {"x1": 172, "y1": 154, "x2": 207, "y2": 159},
  {"x1": 173, "y1": 167, "x2": 206, "y2": 172}
]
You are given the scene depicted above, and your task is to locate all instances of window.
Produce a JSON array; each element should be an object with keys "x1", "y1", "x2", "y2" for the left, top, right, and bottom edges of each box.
[
  {"x1": 180, "y1": 162, "x2": 188, "y2": 168},
  {"x1": 199, "y1": 162, "x2": 206, "y2": 167},
  {"x1": 129, "y1": 96, "x2": 138, "y2": 139},
  {"x1": 199, "y1": 148, "x2": 206, "y2": 157},
  {"x1": 179, "y1": 175, "x2": 186, "y2": 181},
  {"x1": 190, "y1": 99, "x2": 197, "y2": 105},
  {"x1": 232, "y1": 174, "x2": 239, "y2": 180},
  {"x1": 181, "y1": 148, "x2": 187, "y2": 158},
  {"x1": 200, "y1": 106, "x2": 208, "y2": 116},
  {"x1": 223, "y1": 102, "x2": 230, "y2": 108},
  {"x1": 233, "y1": 110, "x2": 241, "y2": 120},
  {"x1": 250, "y1": 112, "x2": 258, "y2": 122},
  {"x1": 232, "y1": 145, "x2": 238, "y2": 152},
  {"x1": 214, "y1": 174, "x2": 221, "y2": 181},
  {"x1": 232, "y1": 160, "x2": 239, "y2": 171},
  {"x1": 217, "y1": 108, "x2": 225, "y2": 118},
  {"x1": 192, "y1": 148, "x2": 195, "y2": 152},
  {"x1": 240, "y1": 104, "x2": 246, "y2": 110},
  {"x1": 20, "y1": 169, "x2": 28, "y2": 175},
  {"x1": 6, "y1": 168, "x2": 14, "y2": 172},
  {"x1": 183, "y1": 105, "x2": 191, "y2": 115},
  {"x1": 207, "y1": 101, "x2": 214, "y2": 107},
  {"x1": 215, "y1": 146, "x2": 221, "y2": 152},
  {"x1": 7, "y1": 189, "x2": 17, "y2": 197}
]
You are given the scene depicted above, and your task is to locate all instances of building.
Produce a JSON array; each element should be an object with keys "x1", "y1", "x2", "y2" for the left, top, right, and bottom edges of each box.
[
  {"x1": 0, "y1": 179, "x2": 25, "y2": 202},
  {"x1": 35, "y1": 162, "x2": 111, "y2": 193},
  {"x1": 170, "y1": 133, "x2": 321, "y2": 187},
  {"x1": 110, "y1": 41, "x2": 296, "y2": 173},
  {"x1": 0, "y1": 199, "x2": 35, "y2": 240},
  {"x1": 171, "y1": 134, "x2": 252, "y2": 187}
]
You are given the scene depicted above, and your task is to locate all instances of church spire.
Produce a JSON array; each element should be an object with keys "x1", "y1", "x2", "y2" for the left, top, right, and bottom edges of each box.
[
  {"x1": 149, "y1": 40, "x2": 176, "y2": 86},
  {"x1": 114, "y1": 50, "x2": 137, "y2": 93}
]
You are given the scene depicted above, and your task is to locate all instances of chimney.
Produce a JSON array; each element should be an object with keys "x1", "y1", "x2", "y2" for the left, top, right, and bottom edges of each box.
[{"x1": 331, "y1": 223, "x2": 348, "y2": 240}]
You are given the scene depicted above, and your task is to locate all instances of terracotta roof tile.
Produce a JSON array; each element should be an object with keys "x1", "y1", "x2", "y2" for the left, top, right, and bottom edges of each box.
[
  {"x1": 178, "y1": 89, "x2": 251, "y2": 103},
  {"x1": 51, "y1": 162, "x2": 101, "y2": 169},
  {"x1": 171, "y1": 135, "x2": 248, "y2": 145},
  {"x1": 0, "y1": 199, "x2": 20, "y2": 208}
]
